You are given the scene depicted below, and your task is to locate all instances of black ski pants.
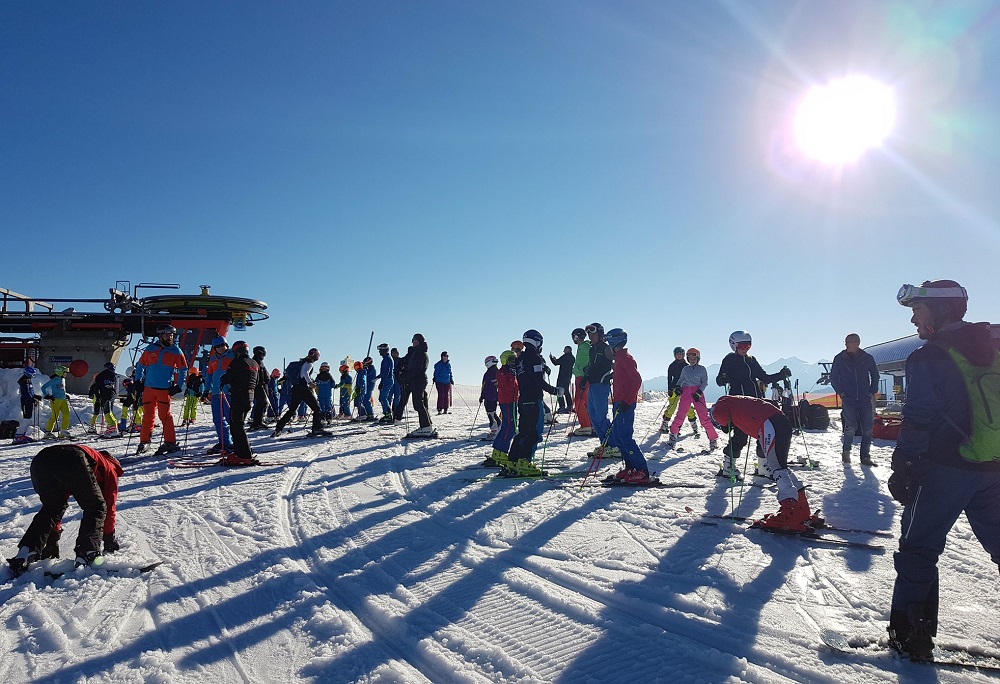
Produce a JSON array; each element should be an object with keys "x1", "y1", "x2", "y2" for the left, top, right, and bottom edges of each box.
[
  {"x1": 249, "y1": 385, "x2": 269, "y2": 428},
  {"x1": 395, "y1": 380, "x2": 432, "y2": 427},
  {"x1": 275, "y1": 384, "x2": 322, "y2": 432},
  {"x1": 19, "y1": 445, "x2": 106, "y2": 557},
  {"x1": 230, "y1": 398, "x2": 252, "y2": 457}
]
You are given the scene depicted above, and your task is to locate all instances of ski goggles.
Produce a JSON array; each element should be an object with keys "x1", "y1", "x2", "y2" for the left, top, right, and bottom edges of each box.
[
  {"x1": 585, "y1": 324, "x2": 603, "y2": 334},
  {"x1": 686, "y1": 352, "x2": 700, "y2": 359},
  {"x1": 897, "y1": 283, "x2": 968, "y2": 306},
  {"x1": 735, "y1": 341, "x2": 752, "y2": 350}
]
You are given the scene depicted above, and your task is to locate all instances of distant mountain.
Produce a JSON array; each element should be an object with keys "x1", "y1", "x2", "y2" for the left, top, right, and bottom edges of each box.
[{"x1": 643, "y1": 357, "x2": 834, "y2": 403}]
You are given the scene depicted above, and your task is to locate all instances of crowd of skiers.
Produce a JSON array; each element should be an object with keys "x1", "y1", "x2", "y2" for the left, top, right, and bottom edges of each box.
[{"x1": 7, "y1": 279, "x2": 1000, "y2": 667}]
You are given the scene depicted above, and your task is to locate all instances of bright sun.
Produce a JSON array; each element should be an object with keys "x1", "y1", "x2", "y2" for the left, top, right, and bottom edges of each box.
[{"x1": 793, "y1": 75, "x2": 896, "y2": 165}]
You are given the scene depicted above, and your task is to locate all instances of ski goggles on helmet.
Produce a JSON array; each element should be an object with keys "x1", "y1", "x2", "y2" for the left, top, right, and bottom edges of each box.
[
  {"x1": 735, "y1": 341, "x2": 751, "y2": 350},
  {"x1": 585, "y1": 323, "x2": 603, "y2": 335},
  {"x1": 896, "y1": 283, "x2": 968, "y2": 306}
]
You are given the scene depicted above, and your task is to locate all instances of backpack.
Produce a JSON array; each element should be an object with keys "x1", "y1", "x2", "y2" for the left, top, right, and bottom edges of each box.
[
  {"x1": 284, "y1": 360, "x2": 306, "y2": 387},
  {"x1": 0, "y1": 420, "x2": 19, "y2": 440},
  {"x1": 796, "y1": 400, "x2": 830, "y2": 430},
  {"x1": 946, "y1": 347, "x2": 1000, "y2": 463}
]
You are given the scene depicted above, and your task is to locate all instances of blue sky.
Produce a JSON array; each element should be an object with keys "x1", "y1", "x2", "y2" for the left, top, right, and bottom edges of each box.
[{"x1": 2, "y1": 1, "x2": 998, "y2": 383}]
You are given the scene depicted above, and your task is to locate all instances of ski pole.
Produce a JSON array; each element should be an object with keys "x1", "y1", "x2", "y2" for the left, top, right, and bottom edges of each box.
[
  {"x1": 581, "y1": 407, "x2": 619, "y2": 489},
  {"x1": 468, "y1": 402, "x2": 482, "y2": 441},
  {"x1": 641, "y1": 397, "x2": 670, "y2": 443},
  {"x1": 563, "y1": 406, "x2": 578, "y2": 458}
]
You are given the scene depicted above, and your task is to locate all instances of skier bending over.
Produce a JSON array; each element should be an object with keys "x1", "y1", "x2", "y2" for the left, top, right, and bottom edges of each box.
[{"x1": 710, "y1": 395, "x2": 811, "y2": 532}]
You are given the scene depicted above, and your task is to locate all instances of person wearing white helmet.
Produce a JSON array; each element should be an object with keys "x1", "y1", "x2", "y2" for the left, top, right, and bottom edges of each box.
[
  {"x1": 715, "y1": 330, "x2": 789, "y2": 481},
  {"x1": 888, "y1": 279, "x2": 1000, "y2": 662}
]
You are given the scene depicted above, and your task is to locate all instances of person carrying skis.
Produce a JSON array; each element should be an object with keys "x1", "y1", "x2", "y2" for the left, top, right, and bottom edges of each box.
[
  {"x1": 661, "y1": 346, "x2": 698, "y2": 435},
  {"x1": 485, "y1": 350, "x2": 519, "y2": 467},
  {"x1": 570, "y1": 328, "x2": 594, "y2": 436},
  {"x1": 830, "y1": 333, "x2": 880, "y2": 465},
  {"x1": 376, "y1": 344, "x2": 395, "y2": 423},
  {"x1": 6, "y1": 443, "x2": 123, "y2": 576},
  {"x1": 134, "y1": 325, "x2": 187, "y2": 454},
  {"x1": 584, "y1": 323, "x2": 614, "y2": 447},
  {"x1": 479, "y1": 355, "x2": 501, "y2": 436},
  {"x1": 182, "y1": 367, "x2": 204, "y2": 426},
  {"x1": 434, "y1": 351, "x2": 454, "y2": 414},
  {"x1": 710, "y1": 395, "x2": 811, "y2": 531},
  {"x1": 219, "y1": 340, "x2": 260, "y2": 465},
  {"x1": 315, "y1": 362, "x2": 336, "y2": 423},
  {"x1": 396, "y1": 333, "x2": 434, "y2": 437},
  {"x1": 668, "y1": 348, "x2": 719, "y2": 451},
  {"x1": 41, "y1": 365, "x2": 72, "y2": 439},
  {"x1": 504, "y1": 330, "x2": 561, "y2": 477},
  {"x1": 204, "y1": 336, "x2": 235, "y2": 455},
  {"x1": 336, "y1": 364, "x2": 353, "y2": 418},
  {"x1": 17, "y1": 367, "x2": 40, "y2": 420},
  {"x1": 715, "y1": 331, "x2": 789, "y2": 480},
  {"x1": 604, "y1": 328, "x2": 653, "y2": 484},
  {"x1": 887, "y1": 280, "x2": 1000, "y2": 661},
  {"x1": 247, "y1": 346, "x2": 271, "y2": 431},
  {"x1": 363, "y1": 357, "x2": 377, "y2": 420},
  {"x1": 88, "y1": 362, "x2": 119, "y2": 436},
  {"x1": 272, "y1": 348, "x2": 328, "y2": 437},
  {"x1": 549, "y1": 345, "x2": 575, "y2": 414}
]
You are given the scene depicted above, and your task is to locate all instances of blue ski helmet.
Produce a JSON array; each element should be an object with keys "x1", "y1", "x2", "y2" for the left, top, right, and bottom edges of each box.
[
  {"x1": 211, "y1": 336, "x2": 228, "y2": 348},
  {"x1": 673, "y1": 346, "x2": 685, "y2": 355},
  {"x1": 522, "y1": 329, "x2": 543, "y2": 351},
  {"x1": 605, "y1": 328, "x2": 628, "y2": 350},
  {"x1": 22, "y1": 366, "x2": 37, "y2": 376}
]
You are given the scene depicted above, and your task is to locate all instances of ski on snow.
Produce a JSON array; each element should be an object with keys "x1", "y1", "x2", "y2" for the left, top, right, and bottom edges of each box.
[
  {"x1": 44, "y1": 559, "x2": 164, "y2": 580},
  {"x1": 820, "y1": 628, "x2": 1000, "y2": 672},
  {"x1": 168, "y1": 458, "x2": 285, "y2": 468},
  {"x1": 678, "y1": 507, "x2": 887, "y2": 550}
]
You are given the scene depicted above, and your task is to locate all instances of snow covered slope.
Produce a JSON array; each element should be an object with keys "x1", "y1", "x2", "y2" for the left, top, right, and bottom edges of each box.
[{"x1": 0, "y1": 387, "x2": 997, "y2": 683}]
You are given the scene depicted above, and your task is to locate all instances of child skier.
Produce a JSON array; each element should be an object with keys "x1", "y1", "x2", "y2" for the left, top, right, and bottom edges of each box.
[
  {"x1": 376, "y1": 344, "x2": 395, "y2": 424},
  {"x1": 710, "y1": 395, "x2": 812, "y2": 532},
  {"x1": 41, "y1": 365, "x2": 71, "y2": 439},
  {"x1": 433, "y1": 351, "x2": 453, "y2": 414},
  {"x1": 604, "y1": 328, "x2": 653, "y2": 484},
  {"x1": 17, "y1": 367, "x2": 39, "y2": 420},
  {"x1": 363, "y1": 357, "x2": 377, "y2": 420},
  {"x1": 118, "y1": 378, "x2": 142, "y2": 433},
  {"x1": 315, "y1": 362, "x2": 336, "y2": 423},
  {"x1": 336, "y1": 364, "x2": 353, "y2": 418},
  {"x1": 661, "y1": 346, "x2": 699, "y2": 435},
  {"x1": 570, "y1": 328, "x2": 594, "y2": 436},
  {"x1": 504, "y1": 330, "x2": 561, "y2": 477},
  {"x1": 486, "y1": 351, "x2": 519, "y2": 467},
  {"x1": 89, "y1": 363, "x2": 119, "y2": 436},
  {"x1": 480, "y1": 355, "x2": 501, "y2": 436},
  {"x1": 668, "y1": 348, "x2": 719, "y2": 451},
  {"x1": 352, "y1": 360, "x2": 368, "y2": 420},
  {"x1": 182, "y1": 367, "x2": 205, "y2": 426}
]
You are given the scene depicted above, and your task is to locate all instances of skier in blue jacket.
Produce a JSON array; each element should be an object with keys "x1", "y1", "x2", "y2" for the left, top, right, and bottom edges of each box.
[
  {"x1": 363, "y1": 357, "x2": 377, "y2": 420},
  {"x1": 352, "y1": 361, "x2": 368, "y2": 420},
  {"x1": 315, "y1": 362, "x2": 335, "y2": 423},
  {"x1": 376, "y1": 344, "x2": 395, "y2": 423}
]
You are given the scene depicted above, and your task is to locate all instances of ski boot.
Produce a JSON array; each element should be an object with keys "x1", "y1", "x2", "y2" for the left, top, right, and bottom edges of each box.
[
  {"x1": 842, "y1": 448, "x2": 851, "y2": 464},
  {"x1": 224, "y1": 453, "x2": 260, "y2": 467},
  {"x1": 612, "y1": 468, "x2": 653, "y2": 485},
  {"x1": 58, "y1": 429, "x2": 71, "y2": 439},
  {"x1": 104, "y1": 425, "x2": 118, "y2": 437},
  {"x1": 407, "y1": 426, "x2": 438, "y2": 438},
  {"x1": 888, "y1": 603, "x2": 936, "y2": 662},
  {"x1": 689, "y1": 419, "x2": 699, "y2": 437},
  {"x1": 708, "y1": 439, "x2": 719, "y2": 451},
  {"x1": 716, "y1": 454, "x2": 743, "y2": 482},
  {"x1": 571, "y1": 426, "x2": 595, "y2": 437},
  {"x1": 7, "y1": 548, "x2": 38, "y2": 578},
  {"x1": 860, "y1": 452, "x2": 876, "y2": 466},
  {"x1": 754, "y1": 457, "x2": 774, "y2": 480},
  {"x1": 40, "y1": 529, "x2": 62, "y2": 560},
  {"x1": 482, "y1": 449, "x2": 508, "y2": 468},
  {"x1": 156, "y1": 441, "x2": 181, "y2": 455},
  {"x1": 74, "y1": 551, "x2": 104, "y2": 569},
  {"x1": 136, "y1": 441, "x2": 150, "y2": 454},
  {"x1": 503, "y1": 459, "x2": 546, "y2": 478},
  {"x1": 43, "y1": 431, "x2": 56, "y2": 440},
  {"x1": 667, "y1": 432, "x2": 679, "y2": 448},
  {"x1": 306, "y1": 429, "x2": 333, "y2": 438},
  {"x1": 753, "y1": 489, "x2": 811, "y2": 533},
  {"x1": 85, "y1": 425, "x2": 98, "y2": 435}
]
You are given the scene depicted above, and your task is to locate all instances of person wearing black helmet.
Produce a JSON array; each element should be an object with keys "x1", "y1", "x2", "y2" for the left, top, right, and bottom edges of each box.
[
  {"x1": 505, "y1": 329, "x2": 561, "y2": 476},
  {"x1": 584, "y1": 323, "x2": 615, "y2": 445},
  {"x1": 134, "y1": 325, "x2": 188, "y2": 455},
  {"x1": 887, "y1": 280, "x2": 1000, "y2": 662},
  {"x1": 247, "y1": 345, "x2": 270, "y2": 430},
  {"x1": 219, "y1": 341, "x2": 260, "y2": 465},
  {"x1": 570, "y1": 327, "x2": 594, "y2": 436},
  {"x1": 88, "y1": 362, "x2": 120, "y2": 436}
]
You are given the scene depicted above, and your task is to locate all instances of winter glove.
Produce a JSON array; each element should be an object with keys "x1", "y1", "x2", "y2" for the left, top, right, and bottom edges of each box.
[
  {"x1": 670, "y1": 387, "x2": 681, "y2": 398},
  {"x1": 716, "y1": 373, "x2": 729, "y2": 387},
  {"x1": 103, "y1": 532, "x2": 121, "y2": 553},
  {"x1": 33, "y1": 394, "x2": 42, "y2": 402},
  {"x1": 781, "y1": 366, "x2": 792, "y2": 379},
  {"x1": 888, "y1": 448, "x2": 921, "y2": 506},
  {"x1": 450, "y1": 379, "x2": 454, "y2": 385},
  {"x1": 201, "y1": 391, "x2": 210, "y2": 400},
  {"x1": 557, "y1": 387, "x2": 566, "y2": 397},
  {"x1": 617, "y1": 402, "x2": 634, "y2": 413},
  {"x1": 44, "y1": 395, "x2": 53, "y2": 401},
  {"x1": 693, "y1": 390, "x2": 704, "y2": 403},
  {"x1": 168, "y1": 384, "x2": 182, "y2": 396}
]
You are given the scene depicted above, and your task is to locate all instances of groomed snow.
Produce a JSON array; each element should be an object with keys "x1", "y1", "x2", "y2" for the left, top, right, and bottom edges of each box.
[{"x1": 1, "y1": 374, "x2": 997, "y2": 683}]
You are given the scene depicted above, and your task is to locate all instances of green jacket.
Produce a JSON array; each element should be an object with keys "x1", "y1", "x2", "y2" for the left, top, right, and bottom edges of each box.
[{"x1": 573, "y1": 341, "x2": 591, "y2": 377}]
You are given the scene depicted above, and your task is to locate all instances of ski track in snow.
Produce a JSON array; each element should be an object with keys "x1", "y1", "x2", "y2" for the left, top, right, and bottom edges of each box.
[{"x1": 0, "y1": 378, "x2": 997, "y2": 682}]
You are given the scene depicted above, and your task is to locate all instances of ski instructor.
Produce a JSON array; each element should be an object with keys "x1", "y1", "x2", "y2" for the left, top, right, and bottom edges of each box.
[
  {"x1": 888, "y1": 280, "x2": 1000, "y2": 661},
  {"x1": 134, "y1": 324, "x2": 188, "y2": 455}
]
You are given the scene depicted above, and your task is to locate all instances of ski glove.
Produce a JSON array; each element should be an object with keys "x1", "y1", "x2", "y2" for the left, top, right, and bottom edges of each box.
[
  {"x1": 716, "y1": 373, "x2": 729, "y2": 387},
  {"x1": 103, "y1": 532, "x2": 121, "y2": 553},
  {"x1": 693, "y1": 390, "x2": 704, "y2": 402},
  {"x1": 557, "y1": 387, "x2": 566, "y2": 397},
  {"x1": 781, "y1": 366, "x2": 792, "y2": 379},
  {"x1": 168, "y1": 384, "x2": 182, "y2": 396}
]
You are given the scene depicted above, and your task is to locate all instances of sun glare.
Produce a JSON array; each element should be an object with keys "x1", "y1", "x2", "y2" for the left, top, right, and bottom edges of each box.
[{"x1": 793, "y1": 75, "x2": 896, "y2": 165}]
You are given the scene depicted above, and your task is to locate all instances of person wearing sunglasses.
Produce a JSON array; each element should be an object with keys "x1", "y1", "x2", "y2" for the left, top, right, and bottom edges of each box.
[
  {"x1": 888, "y1": 279, "x2": 1000, "y2": 662},
  {"x1": 715, "y1": 331, "x2": 790, "y2": 481}
]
